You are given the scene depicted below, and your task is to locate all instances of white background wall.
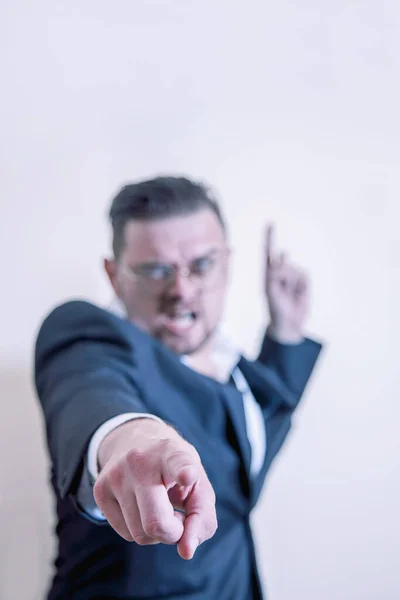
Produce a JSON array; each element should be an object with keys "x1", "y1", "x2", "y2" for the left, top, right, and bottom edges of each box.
[{"x1": 1, "y1": 2, "x2": 399, "y2": 599}]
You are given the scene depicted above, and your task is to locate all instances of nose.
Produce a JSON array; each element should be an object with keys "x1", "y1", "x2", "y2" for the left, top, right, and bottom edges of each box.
[{"x1": 167, "y1": 269, "x2": 197, "y2": 299}]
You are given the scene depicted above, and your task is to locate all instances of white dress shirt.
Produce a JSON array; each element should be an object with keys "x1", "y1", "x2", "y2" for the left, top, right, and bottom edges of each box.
[{"x1": 77, "y1": 302, "x2": 267, "y2": 520}]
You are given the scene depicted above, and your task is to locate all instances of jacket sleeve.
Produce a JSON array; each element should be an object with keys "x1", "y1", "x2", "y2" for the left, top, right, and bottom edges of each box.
[
  {"x1": 257, "y1": 333, "x2": 323, "y2": 406},
  {"x1": 238, "y1": 335, "x2": 324, "y2": 499},
  {"x1": 34, "y1": 300, "x2": 148, "y2": 499}
]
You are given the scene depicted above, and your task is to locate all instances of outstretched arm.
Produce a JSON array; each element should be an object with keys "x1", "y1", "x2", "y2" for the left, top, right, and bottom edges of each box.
[{"x1": 34, "y1": 300, "x2": 217, "y2": 558}]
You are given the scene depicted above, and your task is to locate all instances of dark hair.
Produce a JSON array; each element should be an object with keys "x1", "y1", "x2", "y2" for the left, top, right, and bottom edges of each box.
[{"x1": 109, "y1": 176, "x2": 226, "y2": 259}]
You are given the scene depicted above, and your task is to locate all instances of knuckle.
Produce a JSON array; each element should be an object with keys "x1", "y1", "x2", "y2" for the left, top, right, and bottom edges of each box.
[
  {"x1": 125, "y1": 449, "x2": 158, "y2": 482},
  {"x1": 143, "y1": 518, "x2": 169, "y2": 540},
  {"x1": 159, "y1": 437, "x2": 173, "y2": 450},
  {"x1": 126, "y1": 448, "x2": 147, "y2": 471},
  {"x1": 107, "y1": 462, "x2": 125, "y2": 489}
]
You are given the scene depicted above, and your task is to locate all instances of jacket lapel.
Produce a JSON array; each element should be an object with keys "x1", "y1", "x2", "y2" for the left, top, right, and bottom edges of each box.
[{"x1": 221, "y1": 382, "x2": 252, "y2": 486}]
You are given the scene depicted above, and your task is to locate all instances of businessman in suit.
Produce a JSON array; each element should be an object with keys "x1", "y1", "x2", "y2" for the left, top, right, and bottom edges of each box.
[{"x1": 35, "y1": 176, "x2": 322, "y2": 600}]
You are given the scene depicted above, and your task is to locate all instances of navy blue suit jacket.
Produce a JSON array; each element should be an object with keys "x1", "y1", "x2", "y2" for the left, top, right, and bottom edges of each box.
[{"x1": 34, "y1": 300, "x2": 322, "y2": 600}]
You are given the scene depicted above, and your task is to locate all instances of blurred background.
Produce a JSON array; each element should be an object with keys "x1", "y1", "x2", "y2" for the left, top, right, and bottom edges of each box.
[{"x1": 0, "y1": 1, "x2": 399, "y2": 599}]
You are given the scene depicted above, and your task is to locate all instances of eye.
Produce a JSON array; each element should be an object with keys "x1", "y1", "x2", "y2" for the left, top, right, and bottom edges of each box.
[
  {"x1": 191, "y1": 256, "x2": 215, "y2": 276},
  {"x1": 137, "y1": 264, "x2": 173, "y2": 281}
]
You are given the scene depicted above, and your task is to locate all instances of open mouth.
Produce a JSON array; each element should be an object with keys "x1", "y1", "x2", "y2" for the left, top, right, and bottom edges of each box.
[{"x1": 163, "y1": 311, "x2": 197, "y2": 335}]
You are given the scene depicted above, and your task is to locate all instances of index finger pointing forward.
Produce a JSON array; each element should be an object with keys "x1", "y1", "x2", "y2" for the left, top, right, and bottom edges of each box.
[{"x1": 177, "y1": 476, "x2": 217, "y2": 560}]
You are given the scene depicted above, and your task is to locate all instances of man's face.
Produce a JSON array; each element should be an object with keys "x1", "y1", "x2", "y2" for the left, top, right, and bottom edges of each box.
[{"x1": 105, "y1": 209, "x2": 231, "y2": 355}]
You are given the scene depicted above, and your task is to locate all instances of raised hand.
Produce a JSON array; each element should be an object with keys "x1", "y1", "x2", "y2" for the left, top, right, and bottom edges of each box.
[
  {"x1": 265, "y1": 224, "x2": 310, "y2": 343},
  {"x1": 93, "y1": 418, "x2": 217, "y2": 560}
]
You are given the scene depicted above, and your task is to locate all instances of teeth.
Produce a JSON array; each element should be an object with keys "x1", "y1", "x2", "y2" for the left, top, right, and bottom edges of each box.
[
  {"x1": 166, "y1": 313, "x2": 195, "y2": 331},
  {"x1": 171, "y1": 314, "x2": 194, "y2": 323}
]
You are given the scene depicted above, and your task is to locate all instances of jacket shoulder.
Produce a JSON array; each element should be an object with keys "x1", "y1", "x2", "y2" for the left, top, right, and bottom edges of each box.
[
  {"x1": 34, "y1": 300, "x2": 150, "y2": 369},
  {"x1": 39, "y1": 299, "x2": 116, "y2": 326},
  {"x1": 36, "y1": 299, "x2": 125, "y2": 341}
]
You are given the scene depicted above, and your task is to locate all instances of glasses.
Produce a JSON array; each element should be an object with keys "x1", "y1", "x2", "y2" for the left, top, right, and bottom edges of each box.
[{"x1": 119, "y1": 249, "x2": 229, "y2": 294}]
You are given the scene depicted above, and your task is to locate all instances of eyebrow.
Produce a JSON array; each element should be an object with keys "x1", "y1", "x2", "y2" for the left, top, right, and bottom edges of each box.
[{"x1": 135, "y1": 248, "x2": 221, "y2": 266}]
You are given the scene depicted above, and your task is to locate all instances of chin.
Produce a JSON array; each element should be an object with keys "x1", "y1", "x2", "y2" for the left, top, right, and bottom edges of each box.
[
  {"x1": 162, "y1": 338, "x2": 198, "y2": 356},
  {"x1": 160, "y1": 331, "x2": 209, "y2": 356}
]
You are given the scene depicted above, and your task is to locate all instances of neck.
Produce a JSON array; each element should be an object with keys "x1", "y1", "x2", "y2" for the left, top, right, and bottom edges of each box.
[{"x1": 183, "y1": 334, "x2": 221, "y2": 380}]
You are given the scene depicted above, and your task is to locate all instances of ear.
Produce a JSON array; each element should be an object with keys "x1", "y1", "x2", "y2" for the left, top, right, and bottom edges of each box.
[{"x1": 104, "y1": 257, "x2": 120, "y2": 295}]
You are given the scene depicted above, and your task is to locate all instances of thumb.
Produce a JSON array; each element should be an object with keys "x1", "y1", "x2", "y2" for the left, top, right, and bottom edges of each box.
[{"x1": 162, "y1": 448, "x2": 200, "y2": 488}]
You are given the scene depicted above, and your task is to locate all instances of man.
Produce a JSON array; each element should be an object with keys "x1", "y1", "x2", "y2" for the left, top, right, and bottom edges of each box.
[{"x1": 35, "y1": 176, "x2": 322, "y2": 600}]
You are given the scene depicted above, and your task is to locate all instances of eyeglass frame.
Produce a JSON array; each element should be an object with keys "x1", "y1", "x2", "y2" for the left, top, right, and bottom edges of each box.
[{"x1": 117, "y1": 247, "x2": 231, "y2": 294}]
